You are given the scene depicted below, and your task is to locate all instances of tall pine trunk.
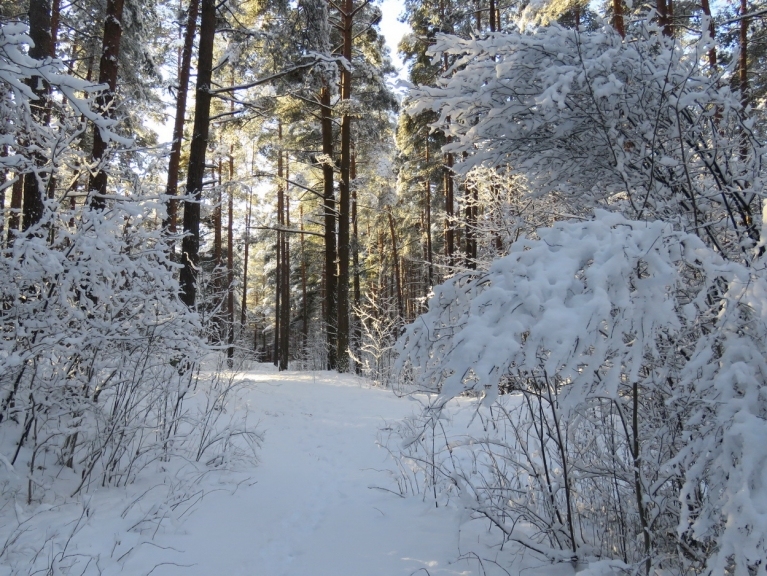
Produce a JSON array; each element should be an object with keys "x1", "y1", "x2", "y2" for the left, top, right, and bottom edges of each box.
[
  {"x1": 273, "y1": 134, "x2": 283, "y2": 366},
  {"x1": 241, "y1": 186, "x2": 252, "y2": 327},
  {"x1": 88, "y1": 0, "x2": 126, "y2": 209},
  {"x1": 320, "y1": 85, "x2": 337, "y2": 369},
  {"x1": 336, "y1": 0, "x2": 353, "y2": 371},
  {"x1": 351, "y1": 149, "x2": 361, "y2": 373},
  {"x1": 279, "y1": 149, "x2": 290, "y2": 370},
  {"x1": 227, "y1": 150, "x2": 235, "y2": 367},
  {"x1": 23, "y1": 0, "x2": 52, "y2": 230},
  {"x1": 164, "y1": 0, "x2": 200, "y2": 232},
  {"x1": 424, "y1": 140, "x2": 433, "y2": 287},
  {"x1": 180, "y1": 0, "x2": 216, "y2": 308}
]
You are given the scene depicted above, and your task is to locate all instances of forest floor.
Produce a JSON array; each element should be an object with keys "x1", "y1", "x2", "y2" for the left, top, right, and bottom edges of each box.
[{"x1": 1, "y1": 364, "x2": 576, "y2": 576}]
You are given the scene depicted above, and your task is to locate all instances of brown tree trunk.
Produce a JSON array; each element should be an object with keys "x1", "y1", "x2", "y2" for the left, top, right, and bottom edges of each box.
[
  {"x1": 613, "y1": 0, "x2": 625, "y2": 37},
  {"x1": 214, "y1": 161, "x2": 222, "y2": 268},
  {"x1": 387, "y1": 208, "x2": 404, "y2": 321},
  {"x1": 700, "y1": 0, "x2": 717, "y2": 68},
  {"x1": 165, "y1": 0, "x2": 200, "y2": 232},
  {"x1": 425, "y1": 140, "x2": 433, "y2": 287},
  {"x1": 489, "y1": 0, "x2": 496, "y2": 31},
  {"x1": 241, "y1": 186, "x2": 252, "y2": 327},
  {"x1": 227, "y1": 150, "x2": 235, "y2": 367},
  {"x1": 23, "y1": 0, "x2": 53, "y2": 231},
  {"x1": 465, "y1": 183, "x2": 477, "y2": 269},
  {"x1": 49, "y1": 0, "x2": 60, "y2": 57},
  {"x1": 444, "y1": 150, "x2": 454, "y2": 265},
  {"x1": 88, "y1": 0, "x2": 126, "y2": 209},
  {"x1": 279, "y1": 150, "x2": 290, "y2": 370},
  {"x1": 179, "y1": 0, "x2": 216, "y2": 308},
  {"x1": 7, "y1": 177, "x2": 23, "y2": 243},
  {"x1": 336, "y1": 0, "x2": 353, "y2": 372},
  {"x1": 351, "y1": 148, "x2": 361, "y2": 373},
  {"x1": 300, "y1": 203, "x2": 308, "y2": 352},
  {"x1": 320, "y1": 85, "x2": 337, "y2": 369},
  {"x1": 273, "y1": 135, "x2": 283, "y2": 367},
  {"x1": 740, "y1": 0, "x2": 748, "y2": 107}
]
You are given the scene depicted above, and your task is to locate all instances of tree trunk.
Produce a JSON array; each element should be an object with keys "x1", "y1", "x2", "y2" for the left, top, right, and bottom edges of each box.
[
  {"x1": 273, "y1": 133, "x2": 283, "y2": 367},
  {"x1": 464, "y1": 181, "x2": 477, "y2": 269},
  {"x1": 7, "y1": 176, "x2": 23, "y2": 243},
  {"x1": 300, "y1": 203, "x2": 308, "y2": 353},
  {"x1": 740, "y1": 0, "x2": 748, "y2": 107},
  {"x1": 351, "y1": 148, "x2": 361, "y2": 373},
  {"x1": 227, "y1": 150, "x2": 235, "y2": 367},
  {"x1": 50, "y1": 0, "x2": 60, "y2": 56},
  {"x1": 88, "y1": 0, "x2": 126, "y2": 209},
  {"x1": 320, "y1": 85, "x2": 337, "y2": 369},
  {"x1": 164, "y1": 0, "x2": 200, "y2": 232},
  {"x1": 700, "y1": 0, "x2": 717, "y2": 68},
  {"x1": 279, "y1": 148, "x2": 290, "y2": 370},
  {"x1": 387, "y1": 209, "x2": 403, "y2": 321},
  {"x1": 424, "y1": 139, "x2": 433, "y2": 287},
  {"x1": 23, "y1": 0, "x2": 53, "y2": 231},
  {"x1": 444, "y1": 150, "x2": 454, "y2": 265},
  {"x1": 179, "y1": 0, "x2": 216, "y2": 308},
  {"x1": 336, "y1": 0, "x2": 353, "y2": 372},
  {"x1": 613, "y1": 0, "x2": 625, "y2": 37},
  {"x1": 214, "y1": 160, "x2": 222, "y2": 268},
  {"x1": 241, "y1": 186, "x2": 252, "y2": 327}
]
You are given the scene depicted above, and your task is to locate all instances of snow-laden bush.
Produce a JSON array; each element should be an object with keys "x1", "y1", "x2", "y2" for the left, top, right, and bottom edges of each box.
[
  {"x1": 395, "y1": 212, "x2": 767, "y2": 575},
  {"x1": 0, "y1": 21, "x2": 257, "y2": 516},
  {"x1": 0, "y1": 22, "x2": 121, "y2": 184},
  {"x1": 409, "y1": 19, "x2": 765, "y2": 261}
]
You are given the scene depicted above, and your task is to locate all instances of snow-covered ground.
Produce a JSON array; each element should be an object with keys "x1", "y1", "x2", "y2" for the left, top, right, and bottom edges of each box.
[{"x1": 1, "y1": 364, "x2": 572, "y2": 576}]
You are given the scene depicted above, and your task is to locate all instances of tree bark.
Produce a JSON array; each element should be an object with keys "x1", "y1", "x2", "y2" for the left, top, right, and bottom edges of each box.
[
  {"x1": 444, "y1": 150, "x2": 454, "y2": 265},
  {"x1": 740, "y1": 0, "x2": 748, "y2": 107},
  {"x1": 464, "y1": 182, "x2": 477, "y2": 269},
  {"x1": 320, "y1": 85, "x2": 337, "y2": 369},
  {"x1": 273, "y1": 133, "x2": 283, "y2": 367},
  {"x1": 214, "y1": 160, "x2": 222, "y2": 268},
  {"x1": 700, "y1": 0, "x2": 717, "y2": 68},
  {"x1": 23, "y1": 0, "x2": 53, "y2": 231},
  {"x1": 88, "y1": 0, "x2": 126, "y2": 209},
  {"x1": 300, "y1": 203, "x2": 308, "y2": 352},
  {"x1": 179, "y1": 0, "x2": 216, "y2": 308},
  {"x1": 613, "y1": 0, "x2": 625, "y2": 37},
  {"x1": 425, "y1": 139, "x2": 433, "y2": 287},
  {"x1": 7, "y1": 176, "x2": 23, "y2": 243},
  {"x1": 241, "y1": 186, "x2": 252, "y2": 327},
  {"x1": 279, "y1": 148, "x2": 290, "y2": 370},
  {"x1": 387, "y1": 208, "x2": 403, "y2": 321},
  {"x1": 164, "y1": 0, "x2": 200, "y2": 232},
  {"x1": 227, "y1": 150, "x2": 235, "y2": 367},
  {"x1": 351, "y1": 148, "x2": 361, "y2": 373},
  {"x1": 336, "y1": 0, "x2": 354, "y2": 372}
]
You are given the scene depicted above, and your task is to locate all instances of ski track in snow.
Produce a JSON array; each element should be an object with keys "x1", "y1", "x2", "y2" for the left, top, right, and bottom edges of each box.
[{"x1": 142, "y1": 366, "x2": 490, "y2": 576}]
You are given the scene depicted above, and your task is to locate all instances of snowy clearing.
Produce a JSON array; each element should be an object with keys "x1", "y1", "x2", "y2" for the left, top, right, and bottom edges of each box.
[{"x1": 1, "y1": 364, "x2": 571, "y2": 576}]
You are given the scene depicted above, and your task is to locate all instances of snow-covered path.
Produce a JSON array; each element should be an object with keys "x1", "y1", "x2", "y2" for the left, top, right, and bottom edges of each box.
[
  {"x1": 148, "y1": 367, "x2": 476, "y2": 576},
  {"x1": 0, "y1": 365, "x2": 569, "y2": 576}
]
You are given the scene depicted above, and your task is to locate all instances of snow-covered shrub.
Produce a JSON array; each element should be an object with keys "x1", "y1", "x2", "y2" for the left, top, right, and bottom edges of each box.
[
  {"x1": 395, "y1": 212, "x2": 767, "y2": 574},
  {"x1": 0, "y1": 22, "x2": 255, "y2": 512},
  {"x1": 409, "y1": 19, "x2": 765, "y2": 261},
  {"x1": 0, "y1": 22, "x2": 121, "y2": 184},
  {"x1": 352, "y1": 290, "x2": 400, "y2": 387}
]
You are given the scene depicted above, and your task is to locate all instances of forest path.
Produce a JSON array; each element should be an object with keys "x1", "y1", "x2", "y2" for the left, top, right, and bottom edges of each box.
[{"x1": 150, "y1": 366, "x2": 474, "y2": 576}]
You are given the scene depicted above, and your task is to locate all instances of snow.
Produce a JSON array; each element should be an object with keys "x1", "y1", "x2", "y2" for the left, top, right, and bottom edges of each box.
[{"x1": 0, "y1": 364, "x2": 569, "y2": 576}]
